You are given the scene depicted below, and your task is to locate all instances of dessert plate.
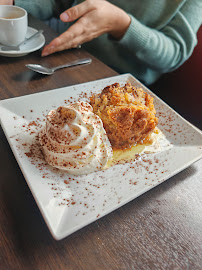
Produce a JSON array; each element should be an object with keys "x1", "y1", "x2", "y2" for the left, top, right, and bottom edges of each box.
[
  {"x1": 0, "y1": 74, "x2": 201, "y2": 240},
  {"x1": 0, "y1": 27, "x2": 45, "y2": 57}
]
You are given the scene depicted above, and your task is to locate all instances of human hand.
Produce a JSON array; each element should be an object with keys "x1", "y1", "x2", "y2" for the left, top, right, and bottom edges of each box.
[
  {"x1": 0, "y1": 0, "x2": 14, "y2": 4},
  {"x1": 42, "y1": 0, "x2": 130, "y2": 56}
]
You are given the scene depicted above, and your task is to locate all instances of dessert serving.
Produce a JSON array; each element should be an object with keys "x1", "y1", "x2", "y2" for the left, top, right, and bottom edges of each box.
[
  {"x1": 90, "y1": 83, "x2": 158, "y2": 149},
  {"x1": 39, "y1": 101, "x2": 113, "y2": 175},
  {"x1": 39, "y1": 82, "x2": 161, "y2": 174},
  {"x1": 4, "y1": 73, "x2": 198, "y2": 240}
]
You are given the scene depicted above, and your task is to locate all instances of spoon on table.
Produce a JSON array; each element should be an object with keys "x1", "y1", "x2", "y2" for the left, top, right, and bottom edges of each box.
[
  {"x1": 26, "y1": 58, "x2": 92, "y2": 75},
  {"x1": 0, "y1": 30, "x2": 43, "y2": 51}
]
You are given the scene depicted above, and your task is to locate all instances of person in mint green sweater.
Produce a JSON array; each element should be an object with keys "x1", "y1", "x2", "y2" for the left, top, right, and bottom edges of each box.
[{"x1": 1, "y1": 0, "x2": 202, "y2": 85}]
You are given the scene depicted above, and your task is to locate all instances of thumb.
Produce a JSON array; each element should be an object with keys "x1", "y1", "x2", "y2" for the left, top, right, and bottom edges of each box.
[{"x1": 60, "y1": 1, "x2": 92, "y2": 22}]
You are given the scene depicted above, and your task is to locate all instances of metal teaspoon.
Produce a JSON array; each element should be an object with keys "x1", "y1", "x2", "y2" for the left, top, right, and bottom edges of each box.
[{"x1": 26, "y1": 58, "x2": 92, "y2": 75}]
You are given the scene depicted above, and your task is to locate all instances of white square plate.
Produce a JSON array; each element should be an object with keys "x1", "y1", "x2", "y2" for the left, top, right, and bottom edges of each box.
[{"x1": 0, "y1": 74, "x2": 201, "y2": 240}]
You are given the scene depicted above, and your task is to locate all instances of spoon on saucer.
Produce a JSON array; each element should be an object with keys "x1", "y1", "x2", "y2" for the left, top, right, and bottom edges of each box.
[
  {"x1": 0, "y1": 30, "x2": 43, "y2": 51},
  {"x1": 26, "y1": 58, "x2": 92, "y2": 75}
]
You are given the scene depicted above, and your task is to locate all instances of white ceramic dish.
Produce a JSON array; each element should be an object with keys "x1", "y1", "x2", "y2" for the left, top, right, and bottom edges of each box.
[
  {"x1": 0, "y1": 74, "x2": 201, "y2": 240},
  {"x1": 0, "y1": 26, "x2": 45, "y2": 57}
]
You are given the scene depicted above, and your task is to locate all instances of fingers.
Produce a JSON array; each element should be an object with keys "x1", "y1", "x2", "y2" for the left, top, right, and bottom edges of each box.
[
  {"x1": 60, "y1": 0, "x2": 93, "y2": 22},
  {"x1": 42, "y1": 37, "x2": 82, "y2": 56},
  {"x1": 41, "y1": 22, "x2": 84, "y2": 56},
  {"x1": 41, "y1": 1, "x2": 94, "y2": 56},
  {"x1": 41, "y1": 1, "x2": 100, "y2": 57}
]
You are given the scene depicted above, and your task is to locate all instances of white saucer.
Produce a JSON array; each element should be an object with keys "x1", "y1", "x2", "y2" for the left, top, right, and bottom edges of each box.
[{"x1": 0, "y1": 27, "x2": 45, "y2": 57}]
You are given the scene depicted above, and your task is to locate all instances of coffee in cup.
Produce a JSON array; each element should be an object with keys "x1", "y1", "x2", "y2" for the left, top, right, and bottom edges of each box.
[{"x1": 0, "y1": 5, "x2": 28, "y2": 46}]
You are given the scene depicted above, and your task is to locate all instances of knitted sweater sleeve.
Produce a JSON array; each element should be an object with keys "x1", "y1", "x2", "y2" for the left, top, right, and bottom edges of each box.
[{"x1": 116, "y1": 0, "x2": 202, "y2": 73}]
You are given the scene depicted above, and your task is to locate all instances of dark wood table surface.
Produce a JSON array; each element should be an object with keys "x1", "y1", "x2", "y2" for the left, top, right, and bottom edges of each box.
[{"x1": 0, "y1": 16, "x2": 202, "y2": 270}]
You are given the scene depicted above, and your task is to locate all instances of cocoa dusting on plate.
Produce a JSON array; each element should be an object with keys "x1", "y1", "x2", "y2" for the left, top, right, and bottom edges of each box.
[
  {"x1": 2, "y1": 74, "x2": 201, "y2": 240},
  {"x1": 9, "y1": 86, "x2": 174, "y2": 218}
]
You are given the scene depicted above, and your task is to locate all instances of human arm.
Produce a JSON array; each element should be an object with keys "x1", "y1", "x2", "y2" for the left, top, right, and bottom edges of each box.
[
  {"x1": 42, "y1": 0, "x2": 202, "y2": 77},
  {"x1": 41, "y1": 0, "x2": 131, "y2": 56},
  {"x1": 115, "y1": 0, "x2": 202, "y2": 72}
]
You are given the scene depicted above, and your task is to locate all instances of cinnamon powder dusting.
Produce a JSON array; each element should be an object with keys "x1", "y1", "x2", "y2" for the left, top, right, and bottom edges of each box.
[{"x1": 9, "y1": 85, "x2": 176, "y2": 218}]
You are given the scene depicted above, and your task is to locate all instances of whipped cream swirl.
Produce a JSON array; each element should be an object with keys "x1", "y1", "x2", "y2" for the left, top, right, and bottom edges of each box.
[{"x1": 39, "y1": 101, "x2": 112, "y2": 175}]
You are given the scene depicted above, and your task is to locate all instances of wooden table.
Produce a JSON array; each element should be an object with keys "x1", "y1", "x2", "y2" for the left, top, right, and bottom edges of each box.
[{"x1": 1, "y1": 17, "x2": 202, "y2": 270}]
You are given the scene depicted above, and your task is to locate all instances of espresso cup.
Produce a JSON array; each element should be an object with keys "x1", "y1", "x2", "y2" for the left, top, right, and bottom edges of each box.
[{"x1": 0, "y1": 5, "x2": 28, "y2": 46}]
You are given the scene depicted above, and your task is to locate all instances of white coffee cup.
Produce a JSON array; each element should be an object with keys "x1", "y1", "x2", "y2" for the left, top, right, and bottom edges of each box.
[{"x1": 0, "y1": 5, "x2": 28, "y2": 46}]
